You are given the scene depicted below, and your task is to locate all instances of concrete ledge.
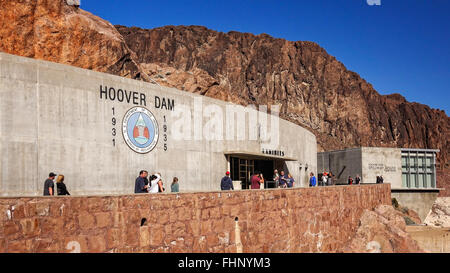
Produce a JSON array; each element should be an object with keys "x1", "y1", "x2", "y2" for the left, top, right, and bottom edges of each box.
[{"x1": 391, "y1": 188, "x2": 442, "y2": 193}]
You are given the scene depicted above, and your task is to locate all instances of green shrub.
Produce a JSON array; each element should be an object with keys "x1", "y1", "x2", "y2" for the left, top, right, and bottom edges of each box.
[
  {"x1": 403, "y1": 216, "x2": 416, "y2": 225},
  {"x1": 392, "y1": 198, "x2": 399, "y2": 208}
]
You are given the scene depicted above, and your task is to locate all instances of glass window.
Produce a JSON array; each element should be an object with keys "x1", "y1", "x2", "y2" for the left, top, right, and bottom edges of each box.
[
  {"x1": 402, "y1": 174, "x2": 408, "y2": 188},
  {"x1": 411, "y1": 157, "x2": 417, "y2": 171},
  {"x1": 401, "y1": 151, "x2": 437, "y2": 189},
  {"x1": 418, "y1": 157, "x2": 424, "y2": 172},
  {"x1": 426, "y1": 157, "x2": 433, "y2": 172},
  {"x1": 410, "y1": 174, "x2": 417, "y2": 188},
  {"x1": 430, "y1": 173, "x2": 435, "y2": 188},
  {"x1": 402, "y1": 156, "x2": 409, "y2": 172},
  {"x1": 418, "y1": 173, "x2": 425, "y2": 188}
]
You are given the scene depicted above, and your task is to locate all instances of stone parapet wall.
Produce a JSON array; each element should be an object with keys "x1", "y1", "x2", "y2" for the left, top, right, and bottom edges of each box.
[{"x1": 0, "y1": 184, "x2": 391, "y2": 253}]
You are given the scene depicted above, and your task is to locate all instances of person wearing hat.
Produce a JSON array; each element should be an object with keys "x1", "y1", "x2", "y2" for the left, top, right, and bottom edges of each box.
[
  {"x1": 43, "y1": 172, "x2": 56, "y2": 196},
  {"x1": 221, "y1": 171, "x2": 234, "y2": 191}
]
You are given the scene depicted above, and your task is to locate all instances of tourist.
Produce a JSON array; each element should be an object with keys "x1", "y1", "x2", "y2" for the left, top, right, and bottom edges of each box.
[
  {"x1": 287, "y1": 173, "x2": 295, "y2": 188},
  {"x1": 251, "y1": 171, "x2": 264, "y2": 189},
  {"x1": 171, "y1": 177, "x2": 179, "y2": 193},
  {"x1": 134, "y1": 170, "x2": 149, "y2": 193},
  {"x1": 348, "y1": 176, "x2": 353, "y2": 185},
  {"x1": 149, "y1": 173, "x2": 164, "y2": 193},
  {"x1": 309, "y1": 172, "x2": 317, "y2": 187},
  {"x1": 273, "y1": 169, "x2": 279, "y2": 187},
  {"x1": 157, "y1": 173, "x2": 165, "y2": 192},
  {"x1": 56, "y1": 174, "x2": 70, "y2": 195},
  {"x1": 43, "y1": 172, "x2": 56, "y2": 196},
  {"x1": 220, "y1": 171, "x2": 234, "y2": 191},
  {"x1": 327, "y1": 172, "x2": 334, "y2": 186},
  {"x1": 355, "y1": 175, "x2": 361, "y2": 185},
  {"x1": 322, "y1": 172, "x2": 328, "y2": 186},
  {"x1": 158, "y1": 175, "x2": 165, "y2": 193},
  {"x1": 279, "y1": 170, "x2": 288, "y2": 188}
]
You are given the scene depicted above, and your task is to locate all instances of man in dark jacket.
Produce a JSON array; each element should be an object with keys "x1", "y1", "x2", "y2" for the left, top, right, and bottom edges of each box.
[
  {"x1": 135, "y1": 170, "x2": 149, "y2": 193},
  {"x1": 43, "y1": 172, "x2": 56, "y2": 196},
  {"x1": 221, "y1": 171, "x2": 234, "y2": 190}
]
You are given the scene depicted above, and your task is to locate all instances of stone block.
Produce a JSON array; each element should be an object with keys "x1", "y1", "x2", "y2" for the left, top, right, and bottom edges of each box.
[
  {"x1": 88, "y1": 235, "x2": 107, "y2": 253},
  {"x1": 78, "y1": 212, "x2": 95, "y2": 230},
  {"x1": 149, "y1": 225, "x2": 165, "y2": 247},
  {"x1": 34, "y1": 238, "x2": 61, "y2": 253},
  {"x1": 139, "y1": 226, "x2": 150, "y2": 247},
  {"x1": 7, "y1": 239, "x2": 34, "y2": 253},
  {"x1": 19, "y1": 218, "x2": 41, "y2": 237},
  {"x1": 3, "y1": 221, "x2": 21, "y2": 240},
  {"x1": 125, "y1": 226, "x2": 139, "y2": 247},
  {"x1": 95, "y1": 212, "x2": 112, "y2": 228},
  {"x1": 106, "y1": 228, "x2": 122, "y2": 250}
]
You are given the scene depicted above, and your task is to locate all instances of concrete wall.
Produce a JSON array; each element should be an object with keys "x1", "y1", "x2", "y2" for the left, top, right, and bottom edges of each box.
[
  {"x1": 391, "y1": 190, "x2": 439, "y2": 221},
  {"x1": 318, "y1": 148, "x2": 362, "y2": 184},
  {"x1": 0, "y1": 52, "x2": 317, "y2": 196},
  {"x1": 318, "y1": 147, "x2": 403, "y2": 187},
  {"x1": 361, "y1": 147, "x2": 402, "y2": 188},
  {"x1": 406, "y1": 226, "x2": 450, "y2": 253},
  {"x1": 0, "y1": 184, "x2": 391, "y2": 253}
]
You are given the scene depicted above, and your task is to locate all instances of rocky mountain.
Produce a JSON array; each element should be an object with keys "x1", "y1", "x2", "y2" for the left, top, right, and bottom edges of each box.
[
  {"x1": 116, "y1": 24, "x2": 449, "y2": 172},
  {"x1": 1, "y1": 1, "x2": 449, "y2": 184},
  {"x1": 0, "y1": 0, "x2": 148, "y2": 80}
]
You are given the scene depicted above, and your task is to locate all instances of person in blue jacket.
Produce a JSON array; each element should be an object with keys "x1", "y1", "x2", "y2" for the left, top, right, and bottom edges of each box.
[
  {"x1": 221, "y1": 171, "x2": 234, "y2": 190},
  {"x1": 309, "y1": 172, "x2": 317, "y2": 187}
]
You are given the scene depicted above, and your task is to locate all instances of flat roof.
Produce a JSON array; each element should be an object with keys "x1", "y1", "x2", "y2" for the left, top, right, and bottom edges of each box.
[
  {"x1": 224, "y1": 151, "x2": 298, "y2": 161},
  {"x1": 318, "y1": 147, "x2": 440, "y2": 154},
  {"x1": 401, "y1": 148, "x2": 440, "y2": 153}
]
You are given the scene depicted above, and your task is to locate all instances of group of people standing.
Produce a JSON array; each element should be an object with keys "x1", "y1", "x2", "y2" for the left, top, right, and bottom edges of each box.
[
  {"x1": 308, "y1": 171, "x2": 336, "y2": 187},
  {"x1": 308, "y1": 172, "x2": 362, "y2": 187},
  {"x1": 308, "y1": 172, "x2": 333, "y2": 187},
  {"x1": 134, "y1": 170, "x2": 180, "y2": 194},
  {"x1": 376, "y1": 175, "x2": 384, "y2": 184},
  {"x1": 272, "y1": 169, "x2": 295, "y2": 188},
  {"x1": 220, "y1": 169, "x2": 295, "y2": 191},
  {"x1": 43, "y1": 172, "x2": 70, "y2": 196},
  {"x1": 44, "y1": 169, "x2": 379, "y2": 196},
  {"x1": 347, "y1": 175, "x2": 361, "y2": 185}
]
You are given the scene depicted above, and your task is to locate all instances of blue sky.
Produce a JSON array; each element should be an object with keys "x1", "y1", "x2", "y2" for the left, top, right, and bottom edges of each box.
[{"x1": 82, "y1": 0, "x2": 450, "y2": 114}]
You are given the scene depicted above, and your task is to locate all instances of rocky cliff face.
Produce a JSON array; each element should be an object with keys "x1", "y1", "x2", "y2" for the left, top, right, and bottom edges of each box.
[
  {"x1": 0, "y1": 0, "x2": 147, "y2": 80},
  {"x1": 344, "y1": 205, "x2": 424, "y2": 253},
  {"x1": 0, "y1": 1, "x2": 448, "y2": 178},
  {"x1": 115, "y1": 25, "x2": 449, "y2": 173}
]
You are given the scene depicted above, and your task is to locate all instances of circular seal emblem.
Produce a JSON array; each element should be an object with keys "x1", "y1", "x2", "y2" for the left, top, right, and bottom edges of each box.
[{"x1": 122, "y1": 106, "x2": 159, "y2": 154}]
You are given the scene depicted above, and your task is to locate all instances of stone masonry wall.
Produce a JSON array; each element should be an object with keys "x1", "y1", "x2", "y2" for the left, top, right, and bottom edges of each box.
[{"x1": 0, "y1": 184, "x2": 391, "y2": 253}]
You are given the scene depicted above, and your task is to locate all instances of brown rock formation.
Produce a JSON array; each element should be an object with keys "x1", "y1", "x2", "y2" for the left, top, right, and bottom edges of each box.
[
  {"x1": 115, "y1": 25, "x2": 449, "y2": 175},
  {"x1": 424, "y1": 197, "x2": 450, "y2": 227},
  {"x1": 344, "y1": 205, "x2": 424, "y2": 253},
  {"x1": 392, "y1": 198, "x2": 422, "y2": 225},
  {"x1": 0, "y1": 1, "x2": 448, "y2": 188},
  {"x1": 0, "y1": 0, "x2": 147, "y2": 80}
]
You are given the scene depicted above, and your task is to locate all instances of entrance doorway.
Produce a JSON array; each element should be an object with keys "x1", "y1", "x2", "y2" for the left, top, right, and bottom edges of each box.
[
  {"x1": 230, "y1": 157, "x2": 254, "y2": 189},
  {"x1": 255, "y1": 160, "x2": 274, "y2": 187},
  {"x1": 231, "y1": 156, "x2": 285, "y2": 189}
]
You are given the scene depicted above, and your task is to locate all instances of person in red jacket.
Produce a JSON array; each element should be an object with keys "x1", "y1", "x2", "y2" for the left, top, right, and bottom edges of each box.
[
  {"x1": 348, "y1": 176, "x2": 353, "y2": 185},
  {"x1": 251, "y1": 171, "x2": 264, "y2": 189}
]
